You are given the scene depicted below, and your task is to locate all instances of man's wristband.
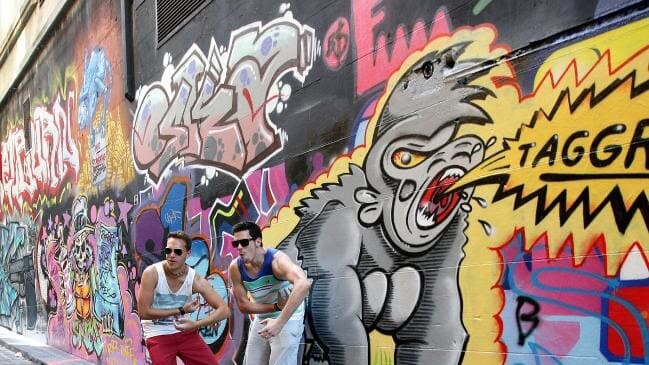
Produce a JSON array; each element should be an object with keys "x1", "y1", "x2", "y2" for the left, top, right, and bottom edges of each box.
[
  {"x1": 273, "y1": 303, "x2": 281, "y2": 311},
  {"x1": 178, "y1": 306, "x2": 186, "y2": 315}
]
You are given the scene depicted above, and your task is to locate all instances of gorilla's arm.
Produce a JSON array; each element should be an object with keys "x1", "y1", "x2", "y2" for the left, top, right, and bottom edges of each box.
[{"x1": 278, "y1": 164, "x2": 371, "y2": 364}]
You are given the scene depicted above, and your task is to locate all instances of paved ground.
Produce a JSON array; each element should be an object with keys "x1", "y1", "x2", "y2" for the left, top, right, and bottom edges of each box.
[
  {"x1": 0, "y1": 327, "x2": 95, "y2": 365},
  {"x1": 0, "y1": 342, "x2": 36, "y2": 364}
]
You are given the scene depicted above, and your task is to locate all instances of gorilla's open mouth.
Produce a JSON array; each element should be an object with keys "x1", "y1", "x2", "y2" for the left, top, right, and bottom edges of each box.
[{"x1": 416, "y1": 167, "x2": 465, "y2": 228}]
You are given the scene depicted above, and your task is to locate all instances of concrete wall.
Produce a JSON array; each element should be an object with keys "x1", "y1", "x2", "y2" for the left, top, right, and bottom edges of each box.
[{"x1": 1, "y1": 0, "x2": 648, "y2": 364}]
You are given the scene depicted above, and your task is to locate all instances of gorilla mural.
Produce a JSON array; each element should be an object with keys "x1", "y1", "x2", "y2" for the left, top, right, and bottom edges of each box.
[{"x1": 278, "y1": 42, "x2": 492, "y2": 365}]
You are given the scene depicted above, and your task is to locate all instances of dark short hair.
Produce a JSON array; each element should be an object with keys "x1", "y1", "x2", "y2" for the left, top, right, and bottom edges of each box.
[
  {"x1": 232, "y1": 221, "x2": 262, "y2": 240},
  {"x1": 167, "y1": 231, "x2": 192, "y2": 251}
]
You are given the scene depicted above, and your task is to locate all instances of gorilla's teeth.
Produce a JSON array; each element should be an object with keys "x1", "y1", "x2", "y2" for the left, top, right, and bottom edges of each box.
[
  {"x1": 416, "y1": 206, "x2": 436, "y2": 227},
  {"x1": 440, "y1": 167, "x2": 465, "y2": 181}
]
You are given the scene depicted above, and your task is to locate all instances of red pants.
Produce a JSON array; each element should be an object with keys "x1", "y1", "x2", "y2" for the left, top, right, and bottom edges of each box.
[{"x1": 146, "y1": 330, "x2": 219, "y2": 365}]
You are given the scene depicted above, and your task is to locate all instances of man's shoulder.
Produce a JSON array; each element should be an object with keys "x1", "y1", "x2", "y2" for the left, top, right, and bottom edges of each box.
[
  {"x1": 145, "y1": 261, "x2": 162, "y2": 270},
  {"x1": 142, "y1": 262, "x2": 162, "y2": 276},
  {"x1": 271, "y1": 249, "x2": 298, "y2": 273},
  {"x1": 271, "y1": 249, "x2": 292, "y2": 263},
  {"x1": 228, "y1": 257, "x2": 240, "y2": 269},
  {"x1": 269, "y1": 247, "x2": 287, "y2": 259},
  {"x1": 228, "y1": 258, "x2": 242, "y2": 278},
  {"x1": 140, "y1": 263, "x2": 161, "y2": 289},
  {"x1": 191, "y1": 270, "x2": 207, "y2": 288}
]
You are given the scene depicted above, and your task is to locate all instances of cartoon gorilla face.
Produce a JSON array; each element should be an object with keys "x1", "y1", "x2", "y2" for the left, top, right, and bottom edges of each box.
[
  {"x1": 378, "y1": 125, "x2": 483, "y2": 251},
  {"x1": 359, "y1": 45, "x2": 490, "y2": 253}
]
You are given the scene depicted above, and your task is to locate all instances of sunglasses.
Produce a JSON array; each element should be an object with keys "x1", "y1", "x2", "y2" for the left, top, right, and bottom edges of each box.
[
  {"x1": 164, "y1": 247, "x2": 184, "y2": 256},
  {"x1": 232, "y1": 238, "x2": 254, "y2": 248}
]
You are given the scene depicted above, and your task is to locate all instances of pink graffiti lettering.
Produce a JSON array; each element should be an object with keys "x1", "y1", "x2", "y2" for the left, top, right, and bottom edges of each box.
[
  {"x1": 1, "y1": 93, "x2": 80, "y2": 214},
  {"x1": 352, "y1": 1, "x2": 451, "y2": 95},
  {"x1": 133, "y1": 15, "x2": 315, "y2": 183}
]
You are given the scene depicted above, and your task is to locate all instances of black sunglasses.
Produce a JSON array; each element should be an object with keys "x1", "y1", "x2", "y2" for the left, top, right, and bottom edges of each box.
[
  {"x1": 165, "y1": 247, "x2": 184, "y2": 256},
  {"x1": 232, "y1": 238, "x2": 254, "y2": 248}
]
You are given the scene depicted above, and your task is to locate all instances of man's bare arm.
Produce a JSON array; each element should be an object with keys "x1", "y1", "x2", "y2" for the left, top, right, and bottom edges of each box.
[
  {"x1": 174, "y1": 275, "x2": 230, "y2": 331},
  {"x1": 228, "y1": 261, "x2": 278, "y2": 314},
  {"x1": 193, "y1": 275, "x2": 230, "y2": 326},
  {"x1": 271, "y1": 251, "x2": 311, "y2": 324}
]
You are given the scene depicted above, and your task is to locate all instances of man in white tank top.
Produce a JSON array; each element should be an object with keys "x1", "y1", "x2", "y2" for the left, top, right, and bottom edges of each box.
[
  {"x1": 138, "y1": 231, "x2": 230, "y2": 365},
  {"x1": 229, "y1": 221, "x2": 311, "y2": 365}
]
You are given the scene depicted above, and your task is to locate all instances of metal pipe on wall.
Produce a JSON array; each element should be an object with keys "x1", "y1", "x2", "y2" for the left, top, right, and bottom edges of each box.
[{"x1": 120, "y1": 0, "x2": 135, "y2": 102}]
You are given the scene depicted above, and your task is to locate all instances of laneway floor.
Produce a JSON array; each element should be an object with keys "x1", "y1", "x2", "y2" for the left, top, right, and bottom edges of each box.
[
  {"x1": 0, "y1": 326, "x2": 94, "y2": 365},
  {"x1": 0, "y1": 342, "x2": 36, "y2": 365}
]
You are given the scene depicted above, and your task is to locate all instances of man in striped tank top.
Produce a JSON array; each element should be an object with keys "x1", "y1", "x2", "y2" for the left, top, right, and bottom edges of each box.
[
  {"x1": 229, "y1": 221, "x2": 311, "y2": 365},
  {"x1": 138, "y1": 231, "x2": 230, "y2": 364}
]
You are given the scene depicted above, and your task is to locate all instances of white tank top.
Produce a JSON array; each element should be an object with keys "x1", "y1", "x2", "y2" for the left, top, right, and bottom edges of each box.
[{"x1": 141, "y1": 262, "x2": 195, "y2": 339}]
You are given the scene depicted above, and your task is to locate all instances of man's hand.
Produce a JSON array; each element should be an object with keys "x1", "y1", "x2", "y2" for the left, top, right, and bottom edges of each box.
[
  {"x1": 276, "y1": 288, "x2": 291, "y2": 310},
  {"x1": 258, "y1": 318, "x2": 285, "y2": 338},
  {"x1": 173, "y1": 317, "x2": 199, "y2": 332},
  {"x1": 183, "y1": 297, "x2": 200, "y2": 314}
]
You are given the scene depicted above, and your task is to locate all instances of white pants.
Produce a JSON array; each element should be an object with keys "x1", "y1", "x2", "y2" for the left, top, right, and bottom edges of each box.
[{"x1": 244, "y1": 317, "x2": 304, "y2": 365}]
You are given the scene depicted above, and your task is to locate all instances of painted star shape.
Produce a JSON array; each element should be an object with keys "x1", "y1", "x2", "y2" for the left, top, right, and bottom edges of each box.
[{"x1": 118, "y1": 199, "x2": 133, "y2": 225}]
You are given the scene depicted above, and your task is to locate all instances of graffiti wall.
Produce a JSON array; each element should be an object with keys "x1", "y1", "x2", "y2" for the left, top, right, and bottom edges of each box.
[{"x1": 0, "y1": 0, "x2": 647, "y2": 364}]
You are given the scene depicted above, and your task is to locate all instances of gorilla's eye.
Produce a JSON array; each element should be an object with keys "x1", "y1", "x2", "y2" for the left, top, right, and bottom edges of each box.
[
  {"x1": 422, "y1": 61, "x2": 434, "y2": 79},
  {"x1": 392, "y1": 149, "x2": 427, "y2": 168}
]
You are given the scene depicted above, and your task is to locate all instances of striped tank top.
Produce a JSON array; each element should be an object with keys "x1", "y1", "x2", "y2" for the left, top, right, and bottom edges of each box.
[
  {"x1": 141, "y1": 262, "x2": 195, "y2": 339},
  {"x1": 237, "y1": 248, "x2": 304, "y2": 320}
]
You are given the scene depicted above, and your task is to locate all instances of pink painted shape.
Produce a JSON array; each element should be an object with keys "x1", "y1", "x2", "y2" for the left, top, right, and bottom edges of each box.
[
  {"x1": 500, "y1": 234, "x2": 607, "y2": 316},
  {"x1": 90, "y1": 204, "x2": 97, "y2": 223},
  {"x1": 535, "y1": 320, "x2": 580, "y2": 361},
  {"x1": 63, "y1": 212, "x2": 71, "y2": 226},
  {"x1": 353, "y1": 3, "x2": 451, "y2": 95},
  {"x1": 197, "y1": 204, "x2": 213, "y2": 247},
  {"x1": 362, "y1": 99, "x2": 378, "y2": 119},
  {"x1": 268, "y1": 164, "x2": 290, "y2": 206},
  {"x1": 221, "y1": 233, "x2": 238, "y2": 259},
  {"x1": 189, "y1": 195, "x2": 203, "y2": 220},
  {"x1": 117, "y1": 200, "x2": 132, "y2": 225},
  {"x1": 244, "y1": 169, "x2": 263, "y2": 210},
  {"x1": 323, "y1": 17, "x2": 351, "y2": 70}
]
